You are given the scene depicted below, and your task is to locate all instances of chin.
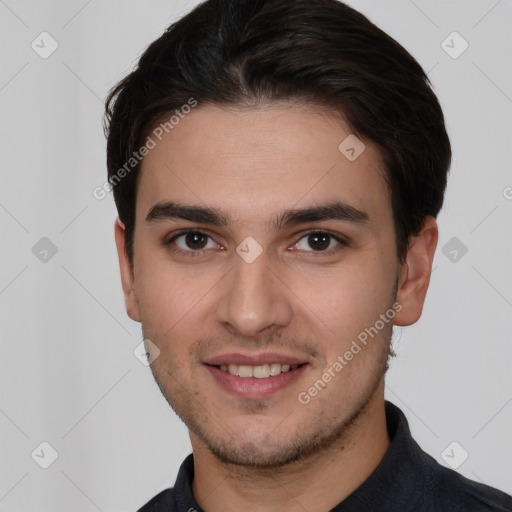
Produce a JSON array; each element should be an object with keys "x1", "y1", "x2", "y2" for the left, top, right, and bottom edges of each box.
[{"x1": 205, "y1": 438, "x2": 309, "y2": 469}]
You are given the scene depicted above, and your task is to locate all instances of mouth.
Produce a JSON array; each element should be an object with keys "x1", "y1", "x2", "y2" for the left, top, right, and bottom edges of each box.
[
  {"x1": 210, "y1": 362, "x2": 305, "y2": 378},
  {"x1": 203, "y1": 353, "x2": 310, "y2": 398}
]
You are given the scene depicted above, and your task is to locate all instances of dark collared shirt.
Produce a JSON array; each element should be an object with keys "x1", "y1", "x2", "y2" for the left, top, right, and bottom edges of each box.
[{"x1": 138, "y1": 401, "x2": 512, "y2": 511}]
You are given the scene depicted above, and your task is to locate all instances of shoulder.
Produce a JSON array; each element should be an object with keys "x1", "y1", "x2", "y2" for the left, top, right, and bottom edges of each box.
[
  {"x1": 428, "y1": 455, "x2": 512, "y2": 511},
  {"x1": 136, "y1": 454, "x2": 196, "y2": 511},
  {"x1": 137, "y1": 488, "x2": 174, "y2": 512},
  {"x1": 382, "y1": 402, "x2": 512, "y2": 511}
]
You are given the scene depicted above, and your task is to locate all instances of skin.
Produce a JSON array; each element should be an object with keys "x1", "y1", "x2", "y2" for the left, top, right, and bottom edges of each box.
[{"x1": 115, "y1": 103, "x2": 438, "y2": 512}]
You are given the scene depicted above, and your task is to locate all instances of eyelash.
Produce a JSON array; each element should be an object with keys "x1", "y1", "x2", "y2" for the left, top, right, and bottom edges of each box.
[{"x1": 163, "y1": 229, "x2": 348, "y2": 258}]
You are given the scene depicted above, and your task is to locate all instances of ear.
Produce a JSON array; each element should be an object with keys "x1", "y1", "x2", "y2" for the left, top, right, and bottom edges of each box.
[
  {"x1": 394, "y1": 216, "x2": 438, "y2": 326},
  {"x1": 114, "y1": 219, "x2": 141, "y2": 322}
]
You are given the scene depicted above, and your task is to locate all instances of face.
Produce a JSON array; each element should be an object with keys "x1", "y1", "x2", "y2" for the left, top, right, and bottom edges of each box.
[{"x1": 116, "y1": 103, "x2": 435, "y2": 468}]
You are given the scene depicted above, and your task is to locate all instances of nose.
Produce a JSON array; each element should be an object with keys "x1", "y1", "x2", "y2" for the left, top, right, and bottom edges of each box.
[{"x1": 215, "y1": 250, "x2": 293, "y2": 339}]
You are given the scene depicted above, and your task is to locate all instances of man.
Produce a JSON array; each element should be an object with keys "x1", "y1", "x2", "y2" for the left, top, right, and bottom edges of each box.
[{"x1": 104, "y1": 0, "x2": 512, "y2": 510}]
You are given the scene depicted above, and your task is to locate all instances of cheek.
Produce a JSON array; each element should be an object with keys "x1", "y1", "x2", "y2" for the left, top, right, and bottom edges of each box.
[
  {"x1": 299, "y1": 266, "x2": 396, "y2": 370},
  {"x1": 133, "y1": 252, "x2": 196, "y2": 332},
  {"x1": 314, "y1": 263, "x2": 393, "y2": 321}
]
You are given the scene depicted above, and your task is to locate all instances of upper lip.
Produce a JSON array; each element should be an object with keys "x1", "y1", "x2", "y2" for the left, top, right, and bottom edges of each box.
[{"x1": 203, "y1": 352, "x2": 309, "y2": 366}]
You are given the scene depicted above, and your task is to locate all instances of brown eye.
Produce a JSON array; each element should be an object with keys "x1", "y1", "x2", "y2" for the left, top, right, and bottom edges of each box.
[
  {"x1": 183, "y1": 232, "x2": 208, "y2": 249},
  {"x1": 168, "y1": 231, "x2": 217, "y2": 252},
  {"x1": 294, "y1": 231, "x2": 346, "y2": 253},
  {"x1": 307, "y1": 233, "x2": 330, "y2": 251}
]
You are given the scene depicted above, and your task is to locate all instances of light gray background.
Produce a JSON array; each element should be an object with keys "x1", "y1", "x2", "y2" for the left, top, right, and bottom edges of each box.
[{"x1": 0, "y1": 1, "x2": 511, "y2": 511}]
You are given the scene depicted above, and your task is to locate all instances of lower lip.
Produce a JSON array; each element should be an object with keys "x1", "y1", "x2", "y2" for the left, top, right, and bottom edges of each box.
[{"x1": 205, "y1": 365, "x2": 309, "y2": 398}]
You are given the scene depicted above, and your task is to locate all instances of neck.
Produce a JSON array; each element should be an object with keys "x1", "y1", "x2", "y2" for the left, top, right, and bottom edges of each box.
[{"x1": 190, "y1": 383, "x2": 390, "y2": 512}]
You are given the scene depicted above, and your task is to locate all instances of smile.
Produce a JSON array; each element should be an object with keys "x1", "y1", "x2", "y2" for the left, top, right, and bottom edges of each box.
[
  {"x1": 205, "y1": 363, "x2": 309, "y2": 398},
  {"x1": 217, "y1": 363, "x2": 302, "y2": 378}
]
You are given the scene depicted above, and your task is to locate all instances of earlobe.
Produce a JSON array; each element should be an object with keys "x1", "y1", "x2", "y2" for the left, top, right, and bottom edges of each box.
[
  {"x1": 114, "y1": 219, "x2": 141, "y2": 322},
  {"x1": 394, "y1": 216, "x2": 438, "y2": 326}
]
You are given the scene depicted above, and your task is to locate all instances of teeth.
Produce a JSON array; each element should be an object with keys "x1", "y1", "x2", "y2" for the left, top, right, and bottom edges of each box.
[
  {"x1": 238, "y1": 365, "x2": 253, "y2": 378},
  {"x1": 253, "y1": 364, "x2": 270, "y2": 379},
  {"x1": 269, "y1": 363, "x2": 282, "y2": 376},
  {"x1": 221, "y1": 363, "x2": 301, "y2": 378}
]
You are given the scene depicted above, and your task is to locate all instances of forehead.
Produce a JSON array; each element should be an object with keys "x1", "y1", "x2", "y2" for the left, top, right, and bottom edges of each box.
[{"x1": 136, "y1": 103, "x2": 390, "y2": 229}]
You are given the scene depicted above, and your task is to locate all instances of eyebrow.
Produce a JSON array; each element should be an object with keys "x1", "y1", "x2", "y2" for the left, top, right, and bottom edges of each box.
[{"x1": 145, "y1": 201, "x2": 370, "y2": 230}]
